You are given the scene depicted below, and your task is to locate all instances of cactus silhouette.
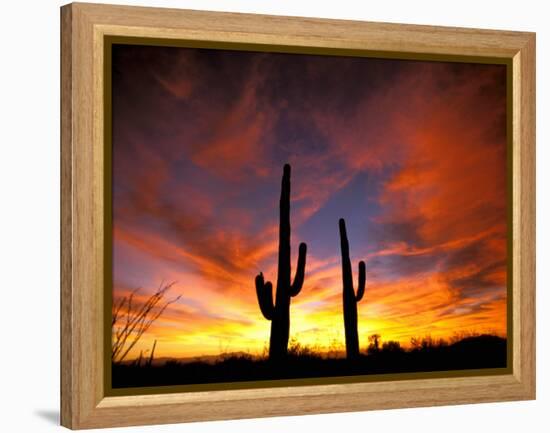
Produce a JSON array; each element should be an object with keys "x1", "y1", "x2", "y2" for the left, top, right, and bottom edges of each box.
[
  {"x1": 339, "y1": 218, "x2": 366, "y2": 359},
  {"x1": 255, "y1": 164, "x2": 307, "y2": 360}
]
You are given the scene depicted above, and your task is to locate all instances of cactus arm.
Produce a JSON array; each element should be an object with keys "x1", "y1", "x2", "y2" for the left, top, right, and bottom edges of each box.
[
  {"x1": 356, "y1": 261, "x2": 366, "y2": 302},
  {"x1": 255, "y1": 272, "x2": 274, "y2": 320},
  {"x1": 290, "y1": 242, "x2": 307, "y2": 297}
]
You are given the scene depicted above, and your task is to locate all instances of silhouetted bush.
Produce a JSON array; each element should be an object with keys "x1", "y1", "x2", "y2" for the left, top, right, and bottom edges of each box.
[
  {"x1": 367, "y1": 333, "x2": 381, "y2": 355},
  {"x1": 381, "y1": 341, "x2": 404, "y2": 353}
]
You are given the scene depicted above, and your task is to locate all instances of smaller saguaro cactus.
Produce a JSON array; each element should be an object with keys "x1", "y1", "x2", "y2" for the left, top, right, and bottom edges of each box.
[{"x1": 339, "y1": 218, "x2": 366, "y2": 360}]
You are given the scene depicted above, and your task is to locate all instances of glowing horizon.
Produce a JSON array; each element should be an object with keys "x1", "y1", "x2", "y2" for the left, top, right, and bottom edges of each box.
[{"x1": 112, "y1": 45, "x2": 508, "y2": 360}]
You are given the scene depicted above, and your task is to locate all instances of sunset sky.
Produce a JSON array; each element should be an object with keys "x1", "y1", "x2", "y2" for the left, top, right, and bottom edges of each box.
[{"x1": 112, "y1": 44, "x2": 508, "y2": 360}]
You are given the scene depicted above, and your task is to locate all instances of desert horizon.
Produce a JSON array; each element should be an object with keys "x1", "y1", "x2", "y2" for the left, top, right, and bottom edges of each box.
[{"x1": 116, "y1": 332, "x2": 507, "y2": 364}]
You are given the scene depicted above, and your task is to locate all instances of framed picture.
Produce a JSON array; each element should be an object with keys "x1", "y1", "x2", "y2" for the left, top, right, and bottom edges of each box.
[{"x1": 60, "y1": 2, "x2": 535, "y2": 429}]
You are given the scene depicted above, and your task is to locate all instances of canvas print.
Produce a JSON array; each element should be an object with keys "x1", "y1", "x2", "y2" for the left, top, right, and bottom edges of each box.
[{"x1": 110, "y1": 44, "x2": 508, "y2": 390}]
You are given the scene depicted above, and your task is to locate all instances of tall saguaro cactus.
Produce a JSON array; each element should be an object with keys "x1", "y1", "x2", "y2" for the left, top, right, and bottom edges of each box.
[
  {"x1": 339, "y1": 218, "x2": 366, "y2": 359},
  {"x1": 255, "y1": 164, "x2": 308, "y2": 360}
]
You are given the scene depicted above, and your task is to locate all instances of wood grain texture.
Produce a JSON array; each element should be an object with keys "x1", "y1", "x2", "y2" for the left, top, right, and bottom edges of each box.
[
  {"x1": 60, "y1": 2, "x2": 536, "y2": 429},
  {"x1": 60, "y1": 4, "x2": 73, "y2": 428},
  {"x1": 514, "y1": 33, "x2": 536, "y2": 395}
]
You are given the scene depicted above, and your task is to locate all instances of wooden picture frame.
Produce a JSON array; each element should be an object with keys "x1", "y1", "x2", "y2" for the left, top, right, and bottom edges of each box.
[{"x1": 60, "y1": 2, "x2": 536, "y2": 429}]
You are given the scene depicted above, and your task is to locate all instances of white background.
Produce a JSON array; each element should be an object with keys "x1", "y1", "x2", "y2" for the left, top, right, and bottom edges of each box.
[{"x1": 0, "y1": 0, "x2": 547, "y2": 431}]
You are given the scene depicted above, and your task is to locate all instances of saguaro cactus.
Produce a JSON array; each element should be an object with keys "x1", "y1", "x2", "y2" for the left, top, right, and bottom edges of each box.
[
  {"x1": 255, "y1": 164, "x2": 308, "y2": 360},
  {"x1": 339, "y1": 218, "x2": 366, "y2": 359}
]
